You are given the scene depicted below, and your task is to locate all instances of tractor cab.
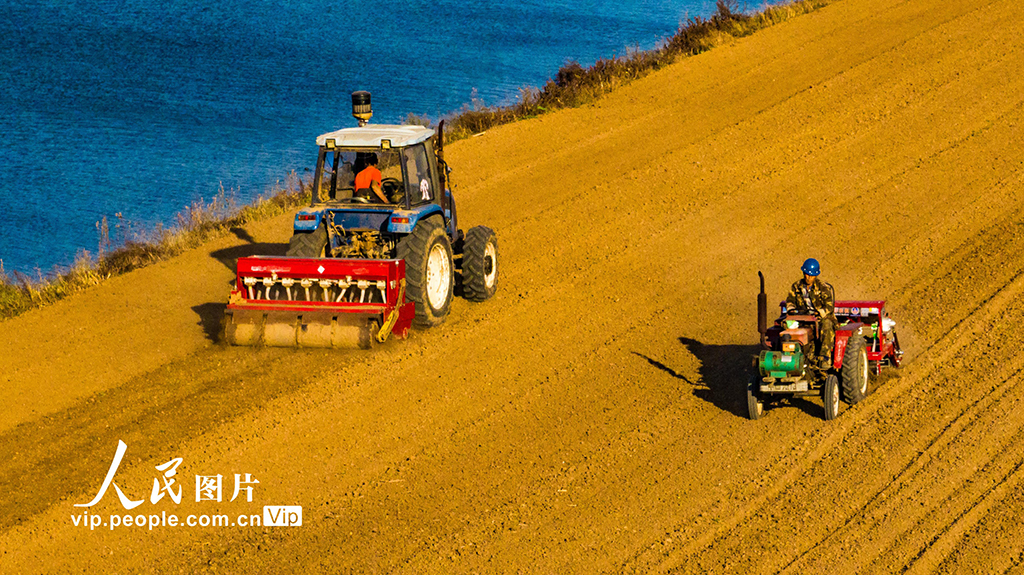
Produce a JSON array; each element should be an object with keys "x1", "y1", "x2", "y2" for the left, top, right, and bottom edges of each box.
[
  {"x1": 311, "y1": 130, "x2": 443, "y2": 209},
  {"x1": 290, "y1": 92, "x2": 460, "y2": 253}
]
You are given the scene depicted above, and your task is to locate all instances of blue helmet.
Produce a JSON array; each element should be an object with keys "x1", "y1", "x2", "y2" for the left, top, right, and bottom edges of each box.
[{"x1": 801, "y1": 258, "x2": 820, "y2": 276}]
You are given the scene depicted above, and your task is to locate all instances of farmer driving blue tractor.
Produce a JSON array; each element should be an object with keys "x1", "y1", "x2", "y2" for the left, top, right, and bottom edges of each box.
[{"x1": 785, "y1": 258, "x2": 837, "y2": 369}]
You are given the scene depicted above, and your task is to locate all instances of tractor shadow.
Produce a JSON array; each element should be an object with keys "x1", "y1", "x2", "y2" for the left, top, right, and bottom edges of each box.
[
  {"x1": 452, "y1": 253, "x2": 467, "y2": 298},
  {"x1": 192, "y1": 302, "x2": 227, "y2": 343},
  {"x1": 208, "y1": 227, "x2": 288, "y2": 275},
  {"x1": 637, "y1": 337, "x2": 821, "y2": 419},
  {"x1": 676, "y1": 337, "x2": 823, "y2": 419},
  {"x1": 675, "y1": 337, "x2": 760, "y2": 418},
  {"x1": 632, "y1": 338, "x2": 759, "y2": 418},
  {"x1": 197, "y1": 229, "x2": 287, "y2": 344}
]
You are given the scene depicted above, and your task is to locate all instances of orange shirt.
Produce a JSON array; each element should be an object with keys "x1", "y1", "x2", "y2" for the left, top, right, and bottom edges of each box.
[{"x1": 354, "y1": 166, "x2": 382, "y2": 192}]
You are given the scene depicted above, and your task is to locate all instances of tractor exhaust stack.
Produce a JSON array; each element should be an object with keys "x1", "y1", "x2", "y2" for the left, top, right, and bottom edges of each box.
[{"x1": 757, "y1": 271, "x2": 768, "y2": 348}]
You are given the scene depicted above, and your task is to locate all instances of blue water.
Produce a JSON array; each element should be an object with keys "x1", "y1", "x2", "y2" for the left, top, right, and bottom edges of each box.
[{"x1": 0, "y1": 0, "x2": 730, "y2": 275}]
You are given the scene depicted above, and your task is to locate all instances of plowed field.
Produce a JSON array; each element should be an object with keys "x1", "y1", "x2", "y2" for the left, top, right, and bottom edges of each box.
[{"x1": 4, "y1": 0, "x2": 1024, "y2": 572}]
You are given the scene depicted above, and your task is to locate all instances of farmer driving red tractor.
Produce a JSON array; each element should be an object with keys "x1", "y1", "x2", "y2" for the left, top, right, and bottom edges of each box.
[
  {"x1": 785, "y1": 258, "x2": 836, "y2": 369},
  {"x1": 751, "y1": 259, "x2": 902, "y2": 421}
]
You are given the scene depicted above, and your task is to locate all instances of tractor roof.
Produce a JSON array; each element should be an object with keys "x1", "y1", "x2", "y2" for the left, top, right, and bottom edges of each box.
[{"x1": 316, "y1": 124, "x2": 433, "y2": 148}]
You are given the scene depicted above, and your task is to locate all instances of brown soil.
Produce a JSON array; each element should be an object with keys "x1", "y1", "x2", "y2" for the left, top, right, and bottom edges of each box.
[{"x1": 4, "y1": 0, "x2": 1024, "y2": 572}]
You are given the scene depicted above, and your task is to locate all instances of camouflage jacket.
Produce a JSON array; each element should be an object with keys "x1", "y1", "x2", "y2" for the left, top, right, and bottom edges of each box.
[{"x1": 786, "y1": 277, "x2": 835, "y2": 319}]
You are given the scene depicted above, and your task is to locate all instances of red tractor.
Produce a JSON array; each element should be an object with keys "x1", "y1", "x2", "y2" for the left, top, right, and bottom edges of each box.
[{"x1": 748, "y1": 272, "x2": 902, "y2": 421}]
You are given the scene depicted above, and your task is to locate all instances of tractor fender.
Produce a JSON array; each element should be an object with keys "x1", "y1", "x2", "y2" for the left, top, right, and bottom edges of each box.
[
  {"x1": 293, "y1": 208, "x2": 323, "y2": 232},
  {"x1": 833, "y1": 323, "x2": 867, "y2": 370},
  {"x1": 387, "y1": 204, "x2": 444, "y2": 235}
]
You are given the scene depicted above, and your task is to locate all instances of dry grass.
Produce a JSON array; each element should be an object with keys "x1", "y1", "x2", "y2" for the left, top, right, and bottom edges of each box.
[
  {"x1": 0, "y1": 175, "x2": 311, "y2": 320},
  {"x1": 0, "y1": 0, "x2": 832, "y2": 321}
]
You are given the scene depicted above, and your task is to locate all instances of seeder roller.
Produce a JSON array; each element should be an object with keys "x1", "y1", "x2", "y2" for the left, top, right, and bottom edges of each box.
[{"x1": 223, "y1": 256, "x2": 415, "y2": 349}]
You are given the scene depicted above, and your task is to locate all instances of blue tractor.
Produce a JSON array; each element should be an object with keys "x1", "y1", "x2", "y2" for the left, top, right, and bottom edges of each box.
[{"x1": 281, "y1": 91, "x2": 498, "y2": 329}]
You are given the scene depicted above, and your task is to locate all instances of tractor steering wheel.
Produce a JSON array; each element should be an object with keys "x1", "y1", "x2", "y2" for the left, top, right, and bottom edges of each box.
[{"x1": 381, "y1": 177, "x2": 402, "y2": 193}]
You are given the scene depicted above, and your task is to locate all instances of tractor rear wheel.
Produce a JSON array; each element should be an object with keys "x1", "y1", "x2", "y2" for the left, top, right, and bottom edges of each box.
[
  {"x1": 462, "y1": 226, "x2": 498, "y2": 302},
  {"x1": 397, "y1": 218, "x2": 454, "y2": 327},
  {"x1": 747, "y1": 374, "x2": 764, "y2": 420},
  {"x1": 823, "y1": 374, "x2": 840, "y2": 420},
  {"x1": 841, "y1": 334, "x2": 869, "y2": 404},
  {"x1": 286, "y1": 224, "x2": 328, "y2": 257}
]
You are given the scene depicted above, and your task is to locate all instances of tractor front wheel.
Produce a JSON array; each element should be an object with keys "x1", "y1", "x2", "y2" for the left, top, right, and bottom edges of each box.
[
  {"x1": 824, "y1": 374, "x2": 840, "y2": 421},
  {"x1": 397, "y1": 218, "x2": 454, "y2": 327},
  {"x1": 842, "y1": 334, "x2": 870, "y2": 404},
  {"x1": 462, "y1": 226, "x2": 498, "y2": 302},
  {"x1": 747, "y1": 374, "x2": 764, "y2": 420}
]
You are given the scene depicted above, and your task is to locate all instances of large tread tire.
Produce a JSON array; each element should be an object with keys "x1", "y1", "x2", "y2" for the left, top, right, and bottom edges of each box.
[
  {"x1": 286, "y1": 224, "x2": 328, "y2": 257},
  {"x1": 462, "y1": 226, "x2": 498, "y2": 302},
  {"x1": 746, "y1": 374, "x2": 764, "y2": 421},
  {"x1": 396, "y1": 218, "x2": 454, "y2": 327},
  {"x1": 841, "y1": 334, "x2": 870, "y2": 404},
  {"x1": 823, "y1": 374, "x2": 840, "y2": 421}
]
